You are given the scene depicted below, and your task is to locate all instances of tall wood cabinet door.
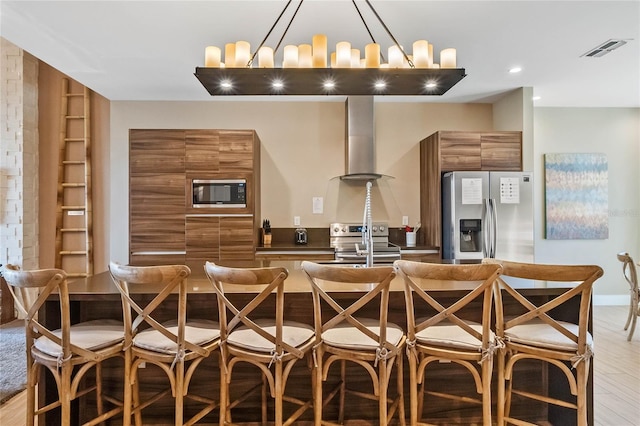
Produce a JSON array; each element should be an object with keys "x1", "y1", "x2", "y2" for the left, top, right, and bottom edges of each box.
[
  {"x1": 480, "y1": 132, "x2": 522, "y2": 170},
  {"x1": 218, "y1": 130, "x2": 256, "y2": 171},
  {"x1": 129, "y1": 130, "x2": 186, "y2": 264},
  {"x1": 185, "y1": 130, "x2": 220, "y2": 173},
  {"x1": 186, "y1": 216, "x2": 220, "y2": 263},
  {"x1": 219, "y1": 216, "x2": 255, "y2": 261}
]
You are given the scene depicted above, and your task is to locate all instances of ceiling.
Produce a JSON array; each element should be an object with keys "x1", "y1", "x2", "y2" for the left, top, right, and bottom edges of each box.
[{"x1": 1, "y1": 0, "x2": 639, "y2": 107}]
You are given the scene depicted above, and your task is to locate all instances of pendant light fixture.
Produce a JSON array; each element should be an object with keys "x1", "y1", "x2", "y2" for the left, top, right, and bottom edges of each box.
[{"x1": 194, "y1": 0, "x2": 466, "y2": 96}]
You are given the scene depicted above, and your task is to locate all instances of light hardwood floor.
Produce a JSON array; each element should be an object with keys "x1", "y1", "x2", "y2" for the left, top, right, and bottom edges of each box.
[{"x1": 0, "y1": 306, "x2": 638, "y2": 425}]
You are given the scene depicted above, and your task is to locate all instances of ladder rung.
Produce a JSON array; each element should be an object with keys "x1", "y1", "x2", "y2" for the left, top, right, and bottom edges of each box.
[
  {"x1": 62, "y1": 183, "x2": 86, "y2": 188},
  {"x1": 61, "y1": 206, "x2": 86, "y2": 210},
  {"x1": 59, "y1": 251, "x2": 88, "y2": 255},
  {"x1": 63, "y1": 161, "x2": 85, "y2": 165},
  {"x1": 64, "y1": 138, "x2": 85, "y2": 142},
  {"x1": 61, "y1": 228, "x2": 87, "y2": 232},
  {"x1": 66, "y1": 115, "x2": 85, "y2": 119}
]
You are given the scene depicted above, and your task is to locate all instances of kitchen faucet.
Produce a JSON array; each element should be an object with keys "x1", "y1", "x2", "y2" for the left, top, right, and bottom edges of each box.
[{"x1": 355, "y1": 181, "x2": 374, "y2": 267}]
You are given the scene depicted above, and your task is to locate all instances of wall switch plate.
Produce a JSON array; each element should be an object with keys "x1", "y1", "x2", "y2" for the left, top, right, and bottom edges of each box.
[
  {"x1": 294, "y1": 216, "x2": 300, "y2": 226},
  {"x1": 402, "y1": 216, "x2": 409, "y2": 226},
  {"x1": 312, "y1": 197, "x2": 323, "y2": 214}
]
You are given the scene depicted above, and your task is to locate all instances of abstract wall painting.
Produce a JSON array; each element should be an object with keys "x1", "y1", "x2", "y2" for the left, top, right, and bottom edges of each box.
[{"x1": 544, "y1": 153, "x2": 609, "y2": 240}]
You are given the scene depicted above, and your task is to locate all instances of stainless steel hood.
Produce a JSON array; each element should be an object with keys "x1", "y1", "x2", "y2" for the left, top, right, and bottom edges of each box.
[{"x1": 340, "y1": 96, "x2": 384, "y2": 181}]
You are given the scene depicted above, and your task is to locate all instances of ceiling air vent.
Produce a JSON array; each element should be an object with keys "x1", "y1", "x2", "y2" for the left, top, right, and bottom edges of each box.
[{"x1": 581, "y1": 39, "x2": 628, "y2": 57}]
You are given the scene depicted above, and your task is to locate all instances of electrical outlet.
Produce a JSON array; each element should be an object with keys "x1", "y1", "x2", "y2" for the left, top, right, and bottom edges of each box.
[
  {"x1": 294, "y1": 216, "x2": 300, "y2": 226},
  {"x1": 402, "y1": 216, "x2": 409, "y2": 226}
]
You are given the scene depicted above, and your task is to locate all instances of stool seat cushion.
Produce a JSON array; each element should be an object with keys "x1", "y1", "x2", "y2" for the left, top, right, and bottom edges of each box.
[
  {"x1": 34, "y1": 319, "x2": 124, "y2": 357},
  {"x1": 414, "y1": 319, "x2": 492, "y2": 351},
  {"x1": 134, "y1": 319, "x2": 220, "y2": 354},
  {"x1": 322, "y1": 317, "x2": 404, "y2": 350},
  {"x1": 505, "y1": 319, "x2": 593, "y2": 352},
  {"x1": 227, "y1": 319, "x2": 314, "y2": 353}
]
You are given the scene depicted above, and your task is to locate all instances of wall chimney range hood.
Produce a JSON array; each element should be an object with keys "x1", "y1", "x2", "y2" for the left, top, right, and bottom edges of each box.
[{"x1": 340, "y1": 96, "x2": 389, "y2": 181}]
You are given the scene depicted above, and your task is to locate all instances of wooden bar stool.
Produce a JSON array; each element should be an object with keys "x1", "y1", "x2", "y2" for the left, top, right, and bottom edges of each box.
[
  {"x1": 486, "y1": 259, "x2": 603, "y2": 426},
  {"x1": 204, "y1": 262, "x2": 315, "y2": 426},
  {"x1": 302, "y1": 261, "x2": 406, "y2": 426},
  {"x1": 2, "y1": 264, "x2": 125, "y2": 426},
  {"x1": 109, "y1": 262, "x2": 220, "y2": 426},
  {"x1": 395, "y1": 260, "x2": 502, "y2": 426},
  {"x1": 617, "y1": 252, "x2": 639, "y2": 341}
]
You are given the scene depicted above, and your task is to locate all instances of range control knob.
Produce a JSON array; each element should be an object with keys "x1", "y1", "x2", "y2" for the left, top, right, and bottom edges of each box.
[
  {"x1": 379, "y1": 225, "x2": 385, "y2": 232},
  {"x1": 372, "y1": 225, "x2": 378, "y2": 232}
]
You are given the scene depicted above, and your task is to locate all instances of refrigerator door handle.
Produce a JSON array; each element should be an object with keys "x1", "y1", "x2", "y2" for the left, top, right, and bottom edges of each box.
[
  {"x1": 483, "y1": 199, "x2": 491, "y2": 258},
  {"x1": 489, "y1": 198, "x2": 498, "y2": 258}
]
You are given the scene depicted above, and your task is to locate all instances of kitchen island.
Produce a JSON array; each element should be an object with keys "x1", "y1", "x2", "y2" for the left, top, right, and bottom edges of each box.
[{"x1": 40, "y1": 260, "x2": 592, "y2": 425}]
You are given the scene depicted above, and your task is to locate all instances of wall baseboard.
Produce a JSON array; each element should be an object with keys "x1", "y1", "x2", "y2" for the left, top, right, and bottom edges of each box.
[{"x1": 593, "y1": 295, "x2": 629, "y2": 306}]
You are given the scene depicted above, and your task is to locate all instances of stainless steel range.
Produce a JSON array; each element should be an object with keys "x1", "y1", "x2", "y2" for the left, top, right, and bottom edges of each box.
[{"x1": 330, "y1": 222, "x2": 401, "y2": 264}]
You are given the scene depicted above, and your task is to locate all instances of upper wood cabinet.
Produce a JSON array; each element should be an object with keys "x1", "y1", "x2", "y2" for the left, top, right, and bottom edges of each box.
[
  {"x1": 419, "y1": 130, "x2": 522, "y2": 249},
  {"x1": 437, "y1": 131, "x2": 522, "y2": 171}
]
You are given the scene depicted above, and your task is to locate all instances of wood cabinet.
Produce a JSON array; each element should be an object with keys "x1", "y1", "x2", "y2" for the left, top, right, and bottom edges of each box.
[
  {"x1": 419, "y1": 130, "x2": 522, "y2": 249},
  {"x1": 129, "y1": 129, "x2": 260, "y2": 266},
  {"x1": 186, "y1": 215, "x2": 255, "y2": 264}
]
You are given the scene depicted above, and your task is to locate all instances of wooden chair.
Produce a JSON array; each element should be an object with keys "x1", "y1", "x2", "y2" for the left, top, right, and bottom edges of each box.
[
  {"x1": 109, "y1": 262, "x2": 220, "y2": 426},
  {"x1": 1, "y1": 264, "x2": 125, "y2": 426},
  {"x1": 301, "y1": 261, "x2": 406, "y2": 426},
  {"x1": 486, "y1": 259, "x2": 603, "y2": 426},
  {"x1": 617, "y1": 252, "x2": 639, "y2": 341},
  {"x1": 204, "y1": 261, "x2": 315, "y2": 426},
  {"x1": 394, "y1": 260, "x2": 502, "y2": 426}
]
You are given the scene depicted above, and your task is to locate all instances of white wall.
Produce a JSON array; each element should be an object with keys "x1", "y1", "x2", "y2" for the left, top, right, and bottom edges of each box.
[{"x1": 533, "y1": 108, "x2": 640, "y2": 302}]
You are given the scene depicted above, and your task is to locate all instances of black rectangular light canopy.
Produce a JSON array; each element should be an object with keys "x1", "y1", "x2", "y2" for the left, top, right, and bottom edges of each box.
[{"x1": 194, "y1": 67, "x2": 466, "y2": 96}]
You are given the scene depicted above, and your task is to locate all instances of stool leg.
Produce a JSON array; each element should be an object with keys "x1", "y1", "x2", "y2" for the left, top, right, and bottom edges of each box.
[
  {"x1": 379, "y1": 359, "x2": 388, "y2": 425},
  {"x1": 338, "y1": 360, "x2": 346, "y2": 424},
  {"x1": 396, "y1": 355, "x2": 406, "y2": 426},
  {"x1": 496, "y1": 350, "x2": 506, "y2": 426},
  {"x1": 313, "y1": 349, "x2": 323, "y2": 426}
]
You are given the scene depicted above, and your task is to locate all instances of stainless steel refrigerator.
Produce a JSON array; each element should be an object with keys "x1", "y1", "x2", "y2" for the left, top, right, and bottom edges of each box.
[{"x1": 441, "y1": 171, "x2": 534, "y2": 262}]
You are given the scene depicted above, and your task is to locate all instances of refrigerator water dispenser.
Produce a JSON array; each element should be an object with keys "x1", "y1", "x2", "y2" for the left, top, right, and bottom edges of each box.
[{"x1": 459, "y1": 219, "x2": 481, "y2": 252}]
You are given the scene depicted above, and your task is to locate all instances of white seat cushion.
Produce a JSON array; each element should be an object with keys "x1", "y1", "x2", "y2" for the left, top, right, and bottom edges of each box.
[
  {"x1": 506, "y1": 320, "x2": 593, "y2": 352},
  {"x1": 34, "y1": 319, "x2": 124, "y2": 358},
  {"x1": 322, "y1": 317, "x2": 404, "y2": 350},
  {"x1": 227, "y1": 318, "x2": 314, "y2": 353},
  {"x1": 134, "y1": 319, "x2": 220, "y2": 355},
  {"x1": 414, "y1": 319, "x2": 492, "y2": 351}
]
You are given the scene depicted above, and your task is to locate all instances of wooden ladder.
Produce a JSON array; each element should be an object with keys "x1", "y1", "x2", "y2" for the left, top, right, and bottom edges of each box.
[{"x1": 54, "y1": 78, "x2": 93, "y2": 278}]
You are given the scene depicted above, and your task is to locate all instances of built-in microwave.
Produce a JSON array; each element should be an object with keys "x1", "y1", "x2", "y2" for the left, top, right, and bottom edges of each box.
[{"x1": 192, "y1": 179, "x2": 247, "y2": 208}]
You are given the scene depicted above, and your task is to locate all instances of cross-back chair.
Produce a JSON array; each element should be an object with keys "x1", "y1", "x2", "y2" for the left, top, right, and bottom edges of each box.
[
  {"x1": 204, "y1": 261, "x2": 315, "y2": 426},
  {"x1": 486, "y1": 259, "x2": 603, "y2": 426},
  {"x1": 2, "y1": 264, "x2": 125, "y2": 426},
  {"x1": 394, "y1": 260, "x2": 502, "y2": 426},
  {"x1": 109, "y1": 262, "x2": 220, "y2": 426},
  {"x1": 617, "y1": 252, "x2": 639, "y2": 341},
  {"x1": 301, "y1": 261, "x2": 406, "y2": 426}
]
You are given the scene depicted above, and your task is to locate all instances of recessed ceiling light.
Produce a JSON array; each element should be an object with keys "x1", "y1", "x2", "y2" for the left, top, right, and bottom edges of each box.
[
  {"x1": 509, "y1": 67, "x2": 522, "y2": 74},
  {"x1": 220, "y1": 80, "x2": 233, "y2": 89},
  {"x1": 323, "y1": 80, "x2": 336, "y2": 90},
  {"x1": 374, "y1": 80, "x2": 386, "y2": 89},
  {"x1": 272, "y1": 80, "x2": 284, "y2": 89},
  {"x1": 425, "y1": 82, "x2": 437, "y2": 89}
]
